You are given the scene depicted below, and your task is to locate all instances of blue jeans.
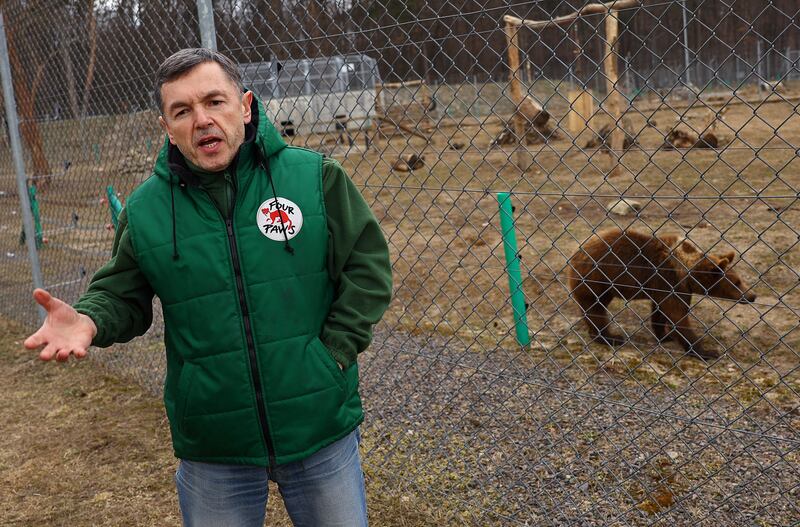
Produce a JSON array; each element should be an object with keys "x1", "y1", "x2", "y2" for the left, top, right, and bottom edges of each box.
[{"x1": 175, "y1": 429, "x2": 367, "y2": 527}]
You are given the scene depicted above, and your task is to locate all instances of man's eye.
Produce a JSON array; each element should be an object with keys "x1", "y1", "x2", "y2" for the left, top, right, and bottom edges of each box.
[
  {"x1": 175, "y1": 109, "x2": 188, "y2": 118},
  {"x1": 211, "y1": 100, "x2": 223, "y2": 106}
]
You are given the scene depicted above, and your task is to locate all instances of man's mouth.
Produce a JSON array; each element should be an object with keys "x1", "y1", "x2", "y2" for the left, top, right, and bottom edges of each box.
[{"x1": 197, "y1": 136, "x2": 222, "y2": 152}]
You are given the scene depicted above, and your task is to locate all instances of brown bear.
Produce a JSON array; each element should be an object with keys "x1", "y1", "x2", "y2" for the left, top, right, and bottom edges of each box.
[{"x1": 567, "y1": 228, "x2": 756, "y2": 359}]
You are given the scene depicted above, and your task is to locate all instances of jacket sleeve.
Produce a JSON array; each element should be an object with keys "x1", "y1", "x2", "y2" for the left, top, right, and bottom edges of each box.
[
  {"x1": 320, "y1": 157, "x2": 393, "y2": 368},
  {"x1": 73, "y1": 209, "x2": 155, "y2": 348}
]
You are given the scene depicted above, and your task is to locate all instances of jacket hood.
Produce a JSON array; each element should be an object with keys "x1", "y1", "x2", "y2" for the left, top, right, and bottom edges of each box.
[{"x1": 152, "y1": 94, "x2": 287, "y2": 186}]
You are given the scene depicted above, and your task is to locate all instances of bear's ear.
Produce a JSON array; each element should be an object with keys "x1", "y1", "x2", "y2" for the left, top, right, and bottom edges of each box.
[
  {"x1": 680, "y1": 239, "x2": 698, "y2": 253},
  {"x1": 716, "y1": 255, "x2": 732, "y2": 271},
  {"x1": 717, "y1": 250, "x2": 736, "y2": 269}
]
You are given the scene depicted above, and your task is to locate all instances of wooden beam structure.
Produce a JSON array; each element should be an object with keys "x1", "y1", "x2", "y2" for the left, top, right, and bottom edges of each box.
[{"x1": 505, "y1": 0, "x2": 639, "y2": 176}]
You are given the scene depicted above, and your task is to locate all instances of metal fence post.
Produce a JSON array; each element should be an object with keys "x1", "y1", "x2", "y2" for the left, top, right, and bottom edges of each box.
[
  {"x1": 0, "y1": 9, "x2": 45, "y2": 322},
  {"x1": 196, "y1": 0, "x2": 217, "y2": 51},
  {"x1": 681, "y1": 0, "x2": 691, "y2": 87}
]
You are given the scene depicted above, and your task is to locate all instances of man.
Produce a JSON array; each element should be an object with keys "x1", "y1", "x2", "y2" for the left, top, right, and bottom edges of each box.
[{"x1": 23, "y1": 48, "x2": 392, "y2": 527}]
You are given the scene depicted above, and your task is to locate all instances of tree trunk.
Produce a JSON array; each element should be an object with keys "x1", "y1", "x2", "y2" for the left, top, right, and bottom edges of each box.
[
  {"x1": 58, "y1": 7, "x2": 79, "y2": 119},
  {"x1": 60, "y1": 39, "x2": 79, "y2": 119},
  {"x1": 81, "y1": 0, "x2": 97, "y2": 119},
  {"x1": 5, "y1": 21, "x2": 51, "y2": 185}
]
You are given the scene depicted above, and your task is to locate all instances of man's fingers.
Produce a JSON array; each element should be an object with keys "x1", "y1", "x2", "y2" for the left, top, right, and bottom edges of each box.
[
  {"x1": 55, "y1": 348, "x2": 72, "y2": 362},
  {"x1": 39, "y1": 343, "x2": 59, "y2": 361},
  {"x1": 32, "y1": 288, "x2": 53, "y2": 311},
  {"x1": 56, "y1": 348, "x2": 87, "y2": 361},
  {"x1": 23, "y1": 331, "x2": 46, "y2": 350},
  {"x1": 40, "y1": 345, "x2": 87, "y2": 362}
]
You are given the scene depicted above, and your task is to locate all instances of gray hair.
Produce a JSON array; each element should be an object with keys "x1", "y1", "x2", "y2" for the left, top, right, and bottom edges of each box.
[{"x1": 154, "y1": 48, "x2": 243, "y2": 112}]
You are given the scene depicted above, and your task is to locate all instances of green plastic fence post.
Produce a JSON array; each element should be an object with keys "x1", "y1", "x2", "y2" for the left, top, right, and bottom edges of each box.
[
  {"x1": 106, "y1": 185, "x2": 123, "y2": 229},
  {"x1": 497, "y1": 192, "x2": 530, "y2": 347},
  {"x1": 19, "y1": 184, "x2": 43, "y2": 249},
  {"x1": 30, "y1": 185, "x2": 42, "y2": 248}
]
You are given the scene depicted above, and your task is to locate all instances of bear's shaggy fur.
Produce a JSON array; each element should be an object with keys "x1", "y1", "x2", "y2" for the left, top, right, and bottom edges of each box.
[{"x1": 567, "y1": 228, "x2": 756, "y2": 359}]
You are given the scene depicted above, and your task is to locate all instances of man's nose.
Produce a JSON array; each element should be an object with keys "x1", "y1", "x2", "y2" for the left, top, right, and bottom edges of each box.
[{"x1": 194, "y1": 107, "x2": 213, "y2": 127}]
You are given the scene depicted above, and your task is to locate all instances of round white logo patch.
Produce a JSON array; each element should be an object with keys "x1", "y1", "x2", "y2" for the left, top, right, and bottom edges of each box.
[{"x1": 256, "y1": 198, "x2": 303, "y2": 241}]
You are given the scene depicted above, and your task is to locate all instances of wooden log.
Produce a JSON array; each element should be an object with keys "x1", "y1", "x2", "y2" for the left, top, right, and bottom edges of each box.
[
  {"x1": 567, "y1": 89, "x2": 596, "y2": 134},
  {"x1": 603, "y1": 7, "x2": 626, "y2": 176},
  {"x1": 374, "y1": 113, "x2": 431, "y2": 141},
  {"x1": 566, "y1": 23, "x2": 595, "y2": 135},
  {"x1": 391, "y1": 154, "x2": 426, "y2": 172},
  {"x1": 583, "y1": 123, "x2": 635, "y2": 151},
  {"x1": 491, "y1": 118, "x2": 561, "y2": 148},
  {"x1": 661, "y1": 126, "x2": 725, "y2": 150},
  {"x1": 378, "y1": 79, "x2": 426, "y2": 89},
  {"x1": 504, "y1": 21, "x2": 523, "y2": 107},
  {"x1": 504, "y1": 20, "x2": 532, "y2": 170},
  {"x1": 519, "y1": 96, "x2": 550, "y2": 127},
  {"x1": 503, "y1": 0, "x2": 639, "y2": 30},
  {"x1": 650, "y1": 108, "x2": 731, "y2": 150},
  {"x1": 638, "y1": 92, "x2": 800, "y2": 114},
  {"x1": 503, "y1": 23, "x2": 548, "y2": 128},
  {"x1": 368, "y1": 83, "x2": 384, "y2": 147}
]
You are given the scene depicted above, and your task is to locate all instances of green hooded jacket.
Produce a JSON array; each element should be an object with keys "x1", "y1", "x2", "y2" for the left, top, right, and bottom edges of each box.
[{"x1": 74, "y1": 97, "x2": 392, "y2": 466}]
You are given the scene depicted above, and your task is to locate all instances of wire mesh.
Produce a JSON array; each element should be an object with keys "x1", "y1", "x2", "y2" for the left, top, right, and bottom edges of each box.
[{"x1": 0, "y1": 0, "x2": 798, "y2": 524}]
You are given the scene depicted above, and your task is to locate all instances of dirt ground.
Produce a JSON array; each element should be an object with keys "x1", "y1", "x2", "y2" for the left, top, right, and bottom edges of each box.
[
  {"x1": 0, "y1": 318, "x2": 446, "y2": 527},
  {"x1": 340, "y1": 86, "x2": 800, "y2": 372},
  {"x1": 0, "y1": 317, "x2": 267, "y2": 526},
  {"x1": 3, "y1": 84, "x2": 800, "y2": 367}
]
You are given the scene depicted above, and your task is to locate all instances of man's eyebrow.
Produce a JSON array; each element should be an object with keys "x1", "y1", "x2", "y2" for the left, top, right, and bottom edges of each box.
[
  {"x1": 166, "y1": 90, "x2": 230, "y2": 113},
  {"x1": 202, "y1": 90, "x2": 229, "y2": 101}
]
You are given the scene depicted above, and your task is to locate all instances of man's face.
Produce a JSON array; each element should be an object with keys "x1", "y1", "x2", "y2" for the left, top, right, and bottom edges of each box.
[{"x1": 159, "y1": 61, "x2": 253, "y2": 172}]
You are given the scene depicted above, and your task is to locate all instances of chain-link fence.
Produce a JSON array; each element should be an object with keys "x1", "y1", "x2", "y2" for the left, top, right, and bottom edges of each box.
[{"x1": 1, "y1": 0, "x2": 798, "y2": 524}]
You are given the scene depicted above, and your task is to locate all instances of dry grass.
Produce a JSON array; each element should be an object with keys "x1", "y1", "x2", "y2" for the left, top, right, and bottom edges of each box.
[
  {"x1": 0, "y1": 317, "x2": 459, "y2": 527},
  {"x1": 0, "y1": 318, "x2": 185, "y2": 526}
]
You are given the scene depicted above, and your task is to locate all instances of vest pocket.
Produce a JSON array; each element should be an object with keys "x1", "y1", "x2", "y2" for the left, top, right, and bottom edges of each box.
[
  {"x1": 175, "y1": 362, "x2": 197, "y2": 434},
  {"x1": 308, "y1": 336, "x2": 347, "y2": 393}
]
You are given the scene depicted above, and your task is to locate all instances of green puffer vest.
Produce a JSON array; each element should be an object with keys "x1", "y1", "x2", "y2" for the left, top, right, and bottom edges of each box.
[{"x1": 124, "y1": 99, "x2": 363, "y2": 466}]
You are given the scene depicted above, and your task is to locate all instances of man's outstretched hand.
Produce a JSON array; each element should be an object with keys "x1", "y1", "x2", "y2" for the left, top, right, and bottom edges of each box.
[{"x1": 24, "y1": 288, "x2": 97, "y2": 362}]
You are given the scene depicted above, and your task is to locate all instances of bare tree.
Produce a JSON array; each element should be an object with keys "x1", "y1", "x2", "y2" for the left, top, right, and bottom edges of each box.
[
  {"x1": 59, "y1": 29, "x2": 79, "y2": 119},
  {"x1": 4, "y1": 18, "x2": 51, "y2": 186},
  {"x1": 80, "y1": 0, "x2": 97, "y2": 119}
]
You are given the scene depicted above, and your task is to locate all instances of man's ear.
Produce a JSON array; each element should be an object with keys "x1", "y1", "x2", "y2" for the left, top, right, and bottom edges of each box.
[
  {"x1": 242, "y1": 91, "x2": 254, "y2": 124},
  {"x1": 158, "y1": 116, "x2": 176, "y2": 145}
]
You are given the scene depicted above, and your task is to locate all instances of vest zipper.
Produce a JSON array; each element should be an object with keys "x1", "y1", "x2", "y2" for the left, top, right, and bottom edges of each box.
[{"x1": 204, "y1": 171, "x2": 277, "y2": 467}]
